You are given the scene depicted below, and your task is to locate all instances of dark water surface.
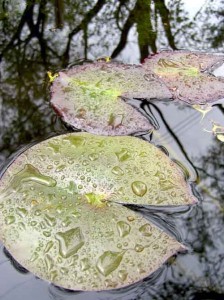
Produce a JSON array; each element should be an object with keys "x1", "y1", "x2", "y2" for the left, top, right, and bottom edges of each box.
[{"x1": 0, "y1": 1, "x2": 224, "y2": 299}]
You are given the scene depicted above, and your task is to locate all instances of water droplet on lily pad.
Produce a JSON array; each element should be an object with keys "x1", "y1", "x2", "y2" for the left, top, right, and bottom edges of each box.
[
  {"x1": 131, "y1": 181, "x2": 147, "y2": 197},
  {"x1": 139, "y1": 224, "x2": 153, "y2": 237},
  {"x1": 118, "y1": 269, "x2": 128, "y2": 281},
  {"x1": 96, "y1": 251, "x2": 125, "y2": 276},
  {"x1": 112, "y1": 166, "x2": 124, "y2": 176},
  {"x1": 117, "y1": 221, "x2": 131, "y2": 237},
  {"x1": 55, "y1": 228, "x2": 85, "y2": 258},
  {"x1": 135, "y1": 244, "x2": 144, "y2": 252},
  {"x1": 5, "y1": 216, "x2": 15, "y2": 225}
]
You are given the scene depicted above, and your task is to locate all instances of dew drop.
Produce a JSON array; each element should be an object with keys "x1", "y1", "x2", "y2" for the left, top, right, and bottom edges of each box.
[
  {"x1": 16, "y1": 207, "x2": 28, "y2": 218},
  {"x1": 77, "y1": 277, "x2": 83, "y2": 284},
  {"x1": 44, "y1": 214, "x2": 56, "y2": 227},
  {"x1": 32, "y1": 200, "x2": 39, "y2": 207},
  {"x1": 117, "y1": 221, "x2": 131, "y2": 237},
  {"x1": 44, "y1": 254, "x2": 54, "y2": 271},
  {"x1": 56, "y1": 227, "x2": 84, "y2": 258},
  {"x1": 118, "y1": 269, "x2": 128, "y2": 281},
  {"x1": 139, "y1": 223, "x2": 152, "y2": 236},
  {"x1": 5, "y1": 215, "x2": 15, "y2": 225},
  {"x1": 11, "y1": 164, "x2": 57, "y2": 188},
  {"x1": 135, "y1": 244, "x2": 144, "y2": 252},
  {"x1": 57, "y1": 256, "x2": 62, "y2": 263},
  {"x1": 131, "y1": 181, "x2": 147, "y2": 197},
  {"x1": 112, "y1": 166, "x2": 124, "y2": 176},
  {"x1": 34, "y1": 209, "x2": 41, "y2": 216},
  {"x1": 62, "y1": 216, "x2": 72, "y2": 227},
  {"x1": 159, "y1": 180, "x2": 176, "y2": 191},
  {"x1": 66, "y1": 136, "x2": 85, "y2": 147},
  {"x1": 115, "y1": 149, "x2": 131, "y2": 162},
  {"x1": 127, "y1": 216, "x2": 135, "y2": 222},
  {"x1": 105, "y1": 279, "x2": 117, "y2": 288},
  {"x1": 60, "y1": 267, "x2": 69, "y2": 275},
  {"x1": 96, "y1": 251, "x2": 125, "y2": 276},
  {"x1": 18, "y1": 222, "x2": 26, "y2": 230},
  {"x1": 82, "y1": 160, "x2": 88, "y2": 166},
  {"x1": 88, "y1": 153, "x2": 99, "y2": 161},
  {"x1": 44, "y1": 241, "x2": 54, "y2": 253},
  {"x1": 68, "y1": 159, "x2": 74, "y2": 164},
  {"x1": 137, "y1": 263, "x2": 146, "y2": 274},
  {"x1": 152, "y1": 244, "x2": 159, "y2": 250},
  {"x1": 30, "y1": 252, "x2": 38, "y2": 262},
  {"x1": 56, "y1": 164, "x2": 66, "y2": 172},
  {"x1": 80, "y1": 258, "x2": 90, "y2": 271},
  {"x1": 40, "y1": 221, "x2": 46, "y2": 229},
  {"x1": 49, "y1": 270, "x2": 58, "y2": 281},
  {"x1": 67, "y1": 181, "x2": 78, "y2": 194},
  {"x1": 43, "y1": 231, "x2": 51, "y2": 237}
]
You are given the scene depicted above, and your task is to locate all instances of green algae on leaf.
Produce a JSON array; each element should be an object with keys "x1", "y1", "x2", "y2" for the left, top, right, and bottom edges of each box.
[
  {"x1": 0, "y1": 133, "x2": 196, "y2": 291},
  {"x1": 143, "y1": 51, "x2": 224, "y2": 104},
  {"x1": 50, "y1": 62, "x2": 171, "y2": 135}
]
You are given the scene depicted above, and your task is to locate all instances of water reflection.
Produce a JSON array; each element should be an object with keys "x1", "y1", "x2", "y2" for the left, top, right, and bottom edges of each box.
[{"x1": 0, "y1": 0, "x2": 224, "y2": 299}]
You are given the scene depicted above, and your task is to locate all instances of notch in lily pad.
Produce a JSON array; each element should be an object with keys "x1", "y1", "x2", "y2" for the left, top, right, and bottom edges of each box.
[{"x1": 0, "y1": 133, "x2": 196, "y2": 291}]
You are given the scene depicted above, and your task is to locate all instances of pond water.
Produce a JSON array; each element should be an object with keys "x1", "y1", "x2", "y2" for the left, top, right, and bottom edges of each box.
[{"x1": 0, "y1": 1, "x2": 224, "y2": 299}]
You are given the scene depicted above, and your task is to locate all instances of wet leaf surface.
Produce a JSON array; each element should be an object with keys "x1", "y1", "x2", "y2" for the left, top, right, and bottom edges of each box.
[
  {"x1": 0, "y1": 133, "x2": 196, "y2": 290},
  {"x1": 50, "y1": 62, "x2": 171, "y2": 135},
  {"x1": 143, "y1": 51, "x2": 224, "y2": 104}
]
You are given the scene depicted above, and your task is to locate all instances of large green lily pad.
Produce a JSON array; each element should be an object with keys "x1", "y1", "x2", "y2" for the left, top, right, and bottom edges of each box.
[
  {"x1": 143, "y1": 50, "x2": 224, "y2": 104},
  {"x1": 0, "y1": 133, "x2": 196, "y2": 290},
  {"x1": 50, "y1": 62, "x2": 171, "y2": 135}
]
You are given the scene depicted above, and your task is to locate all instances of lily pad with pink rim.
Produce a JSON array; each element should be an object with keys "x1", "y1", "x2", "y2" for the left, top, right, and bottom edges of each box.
[
  {"x1": 50, "y1": 62, "x2": 172, "y2": 136},
  {"x1": 143, "y1": 50, "x2": 224, "y2": 104},
  {"x1": 0, "y1": 133, "x2": 197, "y2": 291}
]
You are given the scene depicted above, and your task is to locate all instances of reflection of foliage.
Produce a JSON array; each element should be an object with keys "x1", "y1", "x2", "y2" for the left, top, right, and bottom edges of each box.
[
  {"x1": 168, "y1": 0, "x2": 224, "y2": 51},
  {"x1": 196, "y1": 0, "x2": 224, "y2": 50},
  {"x1": 196, "y1": 139, "x2": 224, "y2": 204}
]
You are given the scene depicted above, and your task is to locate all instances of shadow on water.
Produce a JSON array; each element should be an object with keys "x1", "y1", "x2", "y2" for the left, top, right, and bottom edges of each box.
[{"x1": 0, "y1": 0, "x2": 224, "y2": 299}]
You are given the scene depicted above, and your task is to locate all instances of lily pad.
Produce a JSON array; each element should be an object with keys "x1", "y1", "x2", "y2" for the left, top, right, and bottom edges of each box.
[
  {"x1": 144, "y1": 51, "x2": 224, "y2": 72},
  {"x1": 50, "y1": 62, "x2": 171, "y2": 135},
  {"x1": 0, "y1": 133, "x2": 196, "y2": 291},
  {"x1": 143, "y1": 51, "x2": 224, "y2": 104}
]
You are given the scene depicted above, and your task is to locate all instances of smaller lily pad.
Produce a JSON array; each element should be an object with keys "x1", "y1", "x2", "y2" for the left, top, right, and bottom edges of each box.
[
  {"x1": 50, "y1": 62, "x2": 171, "y2": 135},
  {"x1": 144, "y1": 51, "x2": 224, "y2": 72},
  {"x1": 143, "y1": 51, "x2": 224, "y2": 104}
]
